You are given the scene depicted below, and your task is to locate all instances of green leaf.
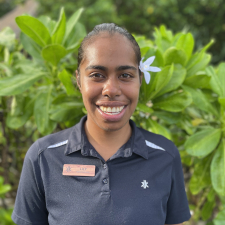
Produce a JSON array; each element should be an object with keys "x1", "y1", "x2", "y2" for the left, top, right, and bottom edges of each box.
[
  {"x1": 213, "y1": 209, "x2": 225, "y2": 225},
  {"x1": 207, "y1": 187, "x2": 216, "y2": 202},
  {"x1": 217, "y1": 62, "x2": 225, "y2": 97},
  {"x1": 6, "y1": 96, "x2": 35, "y2": 129},
  {"x1": 0, "y1": 27, "x2": 15, "y2": 47},
  {"x1": 42, "y1": 44, "x2": 67, "y2": 66},
  {"x1": 0, "y1": 73, "x2": 45, "y2": 96},
  {"x1": 136, "y1": 103, "x2": 153, "y2": 114},
  {"x1": 65, "y1": 22, "x2": 86, "y2": 48},
  {"x1": 63, "y1": 8, "x2": 84, "y2": 44},
  {"x1": 15, "y1": 15, "x2": 51, "y2": 47},
  {"x1": 38, "y1": 16, "x2": 56, "y2": 34},
  {"x1": 58, "y1": 69, "x2": 81, "y2": 96},
  {"x1": 186, "y1": 52, "x2": 211, "y2": 78},
  {"x1": 176, "y1": 33, "x2": 194, "y2": 60},
  {"x1": 51, "y1": 8, "x2": 66, "y2": 44},
  {"x1": 50, "y1": 101, "x2": 84, "y2": 122},
  {"x1": 184, "y1": 73, "x2": 211, "y2": 89},
  {"x1": 164, "y1": 47, "x2": 187, "y2": 66},
  {"x1": 0, "y1": 63, "x2": 13, "y2": 77},
  {"x1": 155, "y1": 64, "x2": 174, "y2": 92},
  {"x1": 201, "y1": 200, "x2": 216, "y2": 221},
  {"x1": 0, "y1": 184, "x2": 11, "y2": 195},
  {"x1": 211, "y1": 140, "x2": 225, "y2": 196},
  {"x1": 182, "y1": 85, "x2": 218, "y2": 116},
  {"x1": 20, "y1": 33, "x2": 42, "y2": 60},
  {"x1": 153, "y1": 91, "x2": 192, "y2": 112},
  {"x1": 206, "y1": 66, "x2": 223, "y2": 96},
  {"x1": 66, "y1": 40, "x2": 81, "y2": 54},
  {"x1": 156, "y1": 64, "x2": 186, "y2": 97},
  {"x1": 189, "y1": 155, "x2": 212, "y2": 194},
  {"x1": 152, "y1": 111, "x2": 181, "y2": 124},
  {"x1": 218, "y1": 97, "x2": 225, "y2": 109},
  {"x1": 185, "y1": 128, "x2": 221, "y2": 158},
  {"x1": 34, "y1": 88, "x2": 57, "y2": 135},
  {"x1": 179, "y1": 117, "x2": 196, "y2": 135},
  {"x1": 64, "y1": 22, "x2": 87, "y2": 49},
  {"x1": 146, "y1": 118, "x2": 171, "y2": 140},
  {"x1": 0, "y1": 176, "x2": 11, "y2": 195},
  {"x1": 150, "y1": 65, "x2": 174, "y2": 99}
]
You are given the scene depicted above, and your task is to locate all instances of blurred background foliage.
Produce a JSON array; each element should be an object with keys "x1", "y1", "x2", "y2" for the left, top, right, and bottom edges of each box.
[
  {"x1": 0, "y1": 1, "x2": 225, "y2": 225},
  {"x1": 35, "y1": 0, "x2": 225, "y2": 65}
]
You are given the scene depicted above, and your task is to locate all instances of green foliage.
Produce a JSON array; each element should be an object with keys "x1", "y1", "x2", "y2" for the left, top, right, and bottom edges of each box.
[
  {"x1": 0, "y1": 8, "x2": 225, "y2": 224},
  {"x1": 0, "y1": 176, "x2": 14, "y2": 225},
  {"x1": 35, "y1": 0, "x2": 225, "y2": 65}
]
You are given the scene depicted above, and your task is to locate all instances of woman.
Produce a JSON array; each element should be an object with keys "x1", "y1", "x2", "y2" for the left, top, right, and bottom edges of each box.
[{"x1": 12, "y1": 23, "x2": 191, "y2": 225}]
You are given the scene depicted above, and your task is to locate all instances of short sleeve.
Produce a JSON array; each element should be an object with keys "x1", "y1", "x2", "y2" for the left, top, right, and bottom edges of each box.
[
  {"x1": 11, "y1": 141, "x2": 49, "y2": 225},
  {"x1": 165, "y1": 146, "x2": 191, "y2": 224}
]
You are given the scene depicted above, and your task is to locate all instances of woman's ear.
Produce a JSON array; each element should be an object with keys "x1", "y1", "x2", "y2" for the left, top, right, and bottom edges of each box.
[{"x1": 76, "y1": 70, "x2": 82, "y2": 92}]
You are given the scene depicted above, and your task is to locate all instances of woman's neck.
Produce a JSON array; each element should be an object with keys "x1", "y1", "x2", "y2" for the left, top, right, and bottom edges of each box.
[{"x1": 84, "y1": 116, "x2": 132, "y2": 161}]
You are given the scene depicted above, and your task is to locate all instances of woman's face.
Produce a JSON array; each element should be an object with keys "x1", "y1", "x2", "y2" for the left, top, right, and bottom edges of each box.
[{"x1": 76, "y1": 32, "x2": 142, "y2": 132}]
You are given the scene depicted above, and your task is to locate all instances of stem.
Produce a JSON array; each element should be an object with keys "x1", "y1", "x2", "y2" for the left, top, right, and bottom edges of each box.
[
  {"x1": 0, "y1": 97, "x2": 9, "y2": 184},
  {"x1": 193, "y1": 187, "x2": 211, "y2": 220},
  {"x1": 1, "y1": 198, "x2": 8, "y2": 210}
]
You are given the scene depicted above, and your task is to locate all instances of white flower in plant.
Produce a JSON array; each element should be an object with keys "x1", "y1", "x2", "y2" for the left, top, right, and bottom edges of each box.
[{"x1": 139, "y1": 56, "x2": 161, "y2": 84}]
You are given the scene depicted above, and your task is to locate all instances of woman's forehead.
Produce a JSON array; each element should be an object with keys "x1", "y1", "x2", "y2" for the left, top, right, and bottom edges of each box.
[{"x1": 81, "y1": 33, "x2": 137, "y2": 68}]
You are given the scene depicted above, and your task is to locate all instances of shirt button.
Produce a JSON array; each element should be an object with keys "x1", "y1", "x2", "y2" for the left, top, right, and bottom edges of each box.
[
  {"x1": 103, "y1": 164, "x2": 107, "y2": 169},
  {"x1": 102, "y1": 178, "x2": 108, "y2": 184}
]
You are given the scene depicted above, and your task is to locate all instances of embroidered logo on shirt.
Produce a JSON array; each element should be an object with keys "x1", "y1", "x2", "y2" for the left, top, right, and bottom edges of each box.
[
  {"x1": 145, "y1": 140, "x2": 165, "y2": 151},
  {"x1": 141, "y1": 180, "x2": 149, "y2": 189},
  {"x1": 47, "y1": 140, "x2": 68, "y2": 149}
]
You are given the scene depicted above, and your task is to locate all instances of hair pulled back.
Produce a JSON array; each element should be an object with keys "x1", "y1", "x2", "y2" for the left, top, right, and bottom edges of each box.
[{"x1": 77, "y1": 23, "x2": 141, "y2": 75}]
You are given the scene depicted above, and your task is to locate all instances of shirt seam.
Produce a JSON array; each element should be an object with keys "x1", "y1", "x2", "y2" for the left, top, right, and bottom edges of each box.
[
  {"x1": 165, "y1": 207, "x2": 191, "y2": 223},
  {"x1": 167, "y1": 206, "x2": 191, "y2": 216},
  {"x1": 12, "y1": 212, "x2": 48, "y2": 224},
  {"x1": 34, "y1": 140, "x2": 45, "y2": 198}
]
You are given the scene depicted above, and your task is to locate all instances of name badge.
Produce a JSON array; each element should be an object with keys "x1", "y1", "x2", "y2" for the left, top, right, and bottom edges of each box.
[{"x1": 62, "y1": 164, "x2": 95, "y2": 177}]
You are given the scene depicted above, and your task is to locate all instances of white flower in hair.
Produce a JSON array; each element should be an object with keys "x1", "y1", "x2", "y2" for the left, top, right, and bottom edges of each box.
[{"x1": 139, "y1": 56, "x2": 161, "y2": 84}]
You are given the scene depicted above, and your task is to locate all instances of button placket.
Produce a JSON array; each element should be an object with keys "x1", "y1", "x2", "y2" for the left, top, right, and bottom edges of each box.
[{"x1": 101, "y1": 162, "x2": 110, "y2": 194}]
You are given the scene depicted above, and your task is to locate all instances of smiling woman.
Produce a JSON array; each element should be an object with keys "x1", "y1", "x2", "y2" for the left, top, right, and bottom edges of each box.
[{"x1": 11, "y1": 23, "x2": 191, "y2": 225}]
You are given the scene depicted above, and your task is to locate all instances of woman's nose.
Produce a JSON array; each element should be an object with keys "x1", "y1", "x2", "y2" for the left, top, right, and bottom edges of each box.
[{"x1": 102, "y1": 77, "x2": 121, "y2": 98}]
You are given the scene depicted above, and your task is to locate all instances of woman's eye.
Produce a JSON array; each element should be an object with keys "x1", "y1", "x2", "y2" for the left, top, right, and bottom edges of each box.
[
  {"x1": 90, "y1": 73, "x2": 104, "y2": 78},
  {"x1": 120, "y1": 73, "x2": 132, "y2": 78}
]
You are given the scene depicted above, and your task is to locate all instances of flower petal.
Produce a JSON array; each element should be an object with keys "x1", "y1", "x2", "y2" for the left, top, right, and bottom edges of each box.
[
  {"x1": 149, "y1": 66, "x2": 161, "y2": 72},
  {"x1": 144, "y1": 56, "x2": 155, "y2": 66},
  {"x1": 144, "y1": 71, "x2": 151, "y2": 84}
]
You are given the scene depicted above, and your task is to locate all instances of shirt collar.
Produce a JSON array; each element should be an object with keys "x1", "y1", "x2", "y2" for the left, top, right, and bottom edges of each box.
[{"x1": 64, "y1": 115, "x2": 148, "y2": 159}]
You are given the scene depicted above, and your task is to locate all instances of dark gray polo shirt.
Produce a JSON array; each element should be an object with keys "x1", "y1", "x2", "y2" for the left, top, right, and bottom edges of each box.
[{"x1": 12, "y1": 115, "x2": 191, "y2": 225}]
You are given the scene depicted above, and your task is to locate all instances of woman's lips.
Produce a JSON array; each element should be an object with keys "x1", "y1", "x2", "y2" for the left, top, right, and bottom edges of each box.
[
  {"x1": 99, "y1": 105, "x2": 125, "y2": 114},
  {"x1": 96, "y1": 105, "x2": 127, "y2": 121}
]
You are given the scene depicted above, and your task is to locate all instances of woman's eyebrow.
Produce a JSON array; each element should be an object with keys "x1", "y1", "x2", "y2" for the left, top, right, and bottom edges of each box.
[
  {"x1": 116, "y1": 65, "x2": 137, "y2": 71},
  {"x1": 85, "y1": 65, "x2": 137, "y2": 71},
  {"x1": 85, "y1": 65, "x2": 107, "y2": 71}
]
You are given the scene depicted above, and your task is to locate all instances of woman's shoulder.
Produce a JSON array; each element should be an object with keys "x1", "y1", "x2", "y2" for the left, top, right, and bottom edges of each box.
[
  {"x1": 37, "y1": 126, "x2": 75, "y2": 151},
  {"x1": 136, "y1": 126, "x2": 179, "y2": 160},
  {"x1": 25, "y1": 125, "x2": 76, "y2": 160}
]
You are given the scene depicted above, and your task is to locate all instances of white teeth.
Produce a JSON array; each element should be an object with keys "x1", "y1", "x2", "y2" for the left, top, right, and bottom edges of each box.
[{"x1": 98, "y1": 105, "x2": 125, "y2": 114}]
